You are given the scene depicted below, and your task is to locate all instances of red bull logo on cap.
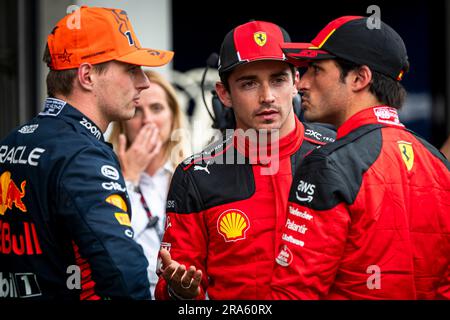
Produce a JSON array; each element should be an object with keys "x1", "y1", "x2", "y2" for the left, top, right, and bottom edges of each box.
[{"x1": 0, "y1": 171, "x2": 27, "y2": 215}]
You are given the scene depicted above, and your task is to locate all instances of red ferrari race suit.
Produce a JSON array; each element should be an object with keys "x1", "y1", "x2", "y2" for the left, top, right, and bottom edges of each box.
[
  {"x1": 155, "y1": 117, "x2": 335, "y2": 299},
  {"x1": 271, "y1": 106, "x2": 450, "y2": 299}
]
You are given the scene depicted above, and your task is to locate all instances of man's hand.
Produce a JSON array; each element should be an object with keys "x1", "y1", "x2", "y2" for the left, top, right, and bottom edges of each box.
[
  {"x1": 159, "y1": 248, "x2": 202, "y2": 299},
  {"x1": 118, "y1": 124, "x2": 162, "y2": 184}
]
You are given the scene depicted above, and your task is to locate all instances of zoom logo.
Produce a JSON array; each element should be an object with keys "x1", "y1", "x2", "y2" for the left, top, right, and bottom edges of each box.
[{"x1": 80, "y1": 118, "x2": 102, "y2": 140}]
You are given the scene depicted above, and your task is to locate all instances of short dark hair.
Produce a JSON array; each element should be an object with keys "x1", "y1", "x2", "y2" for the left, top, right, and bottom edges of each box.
[
  {"x1": 334, "y1": 58, "x2": 408, "y2": 109},
  {"x1": 219, "y1": 64, "x2": 297, "y2": 92},
  {"x1": 43, "y1": 45, "x2": 110, "y2": 98}
]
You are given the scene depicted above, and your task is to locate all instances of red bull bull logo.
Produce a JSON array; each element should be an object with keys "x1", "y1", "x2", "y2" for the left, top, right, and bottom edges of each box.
[
  {"x1": 0, "y1": 172, "x2": 41, "y2": 255},
  {"x1": 0, "y1": 171, "x2": 27, "y2": 215}
]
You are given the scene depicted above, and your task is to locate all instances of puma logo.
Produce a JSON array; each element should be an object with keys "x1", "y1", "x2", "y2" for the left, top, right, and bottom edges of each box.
[{"x1": 194, "y1": 161, "x2": 211, "y2": 174}]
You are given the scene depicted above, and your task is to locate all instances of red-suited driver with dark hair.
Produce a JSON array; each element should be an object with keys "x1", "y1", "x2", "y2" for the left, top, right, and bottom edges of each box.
[
  {"x1": 270, "y1": 16, "x2": 450, "y2": 299},
  {"x1": 155, "y1": 20, "x2": 336, "y2": 300}
]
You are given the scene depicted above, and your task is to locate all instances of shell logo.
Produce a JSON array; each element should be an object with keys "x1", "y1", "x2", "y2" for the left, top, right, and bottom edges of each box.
[{"x1": 217, "y1": 209, "x2": 250, "y2": 242}]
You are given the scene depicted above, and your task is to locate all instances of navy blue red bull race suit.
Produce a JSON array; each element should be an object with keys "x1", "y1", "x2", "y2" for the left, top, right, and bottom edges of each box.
[{"x1": 0, "y1": 98, "x2": 150, "y2": 299}]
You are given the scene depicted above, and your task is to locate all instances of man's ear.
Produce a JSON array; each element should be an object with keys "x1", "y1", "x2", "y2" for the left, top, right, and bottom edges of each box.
[
  {"x1": 215, "y1": 81, "x2": 233, "y2": 108},
  {"x1": 77, "y1": 63, "x2": 95, "y2": 91},
  {"x1": 350, "y1": 65, "x2": 372, "y2": 92}
]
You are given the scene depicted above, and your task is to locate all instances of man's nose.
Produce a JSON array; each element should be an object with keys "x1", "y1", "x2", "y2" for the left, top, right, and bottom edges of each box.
[
  {"x1": 298, "y1": 70, "x2": 311, "y2": 92},
  {"x1": 135, "y1": 67, "x2": 150, "y2": 92},
  {"x1": 259, "y1": 83, "x2": 275, "y2": 104}
]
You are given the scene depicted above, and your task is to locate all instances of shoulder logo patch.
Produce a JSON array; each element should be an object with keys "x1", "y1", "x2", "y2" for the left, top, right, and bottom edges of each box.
[
  {"x1": 398, "y1": 141, "x2": 414, "y2": 171},
  {"x1": 295, "y1": 180, "x2": 315, "y2": 203},
  {"x1": 115, "y1": 212, "x2": 131, "y2": 226},
  {"x1": 217, "y1": 209, "x2": 250, "y2": 242},
  {"x1": 106, "y1": 194, "x2": 128, "y2": 212},
  {"x1": 40, "y1": 98, "x2": 66, "y2": 117},
  {"x1": 373, "y1": 107, "x2": 403, "y2": 127},
  {"x1": 101, "y1": 165, "x2": 120, "y2": 181},
  {"x1": 18, "y1": 125, "x2": 39, "y2": 134}
]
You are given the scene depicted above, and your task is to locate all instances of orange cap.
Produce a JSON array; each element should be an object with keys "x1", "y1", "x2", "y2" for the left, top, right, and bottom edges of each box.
[{"x1": 47, "y1": 6, "x2": 174, "y2": 70}]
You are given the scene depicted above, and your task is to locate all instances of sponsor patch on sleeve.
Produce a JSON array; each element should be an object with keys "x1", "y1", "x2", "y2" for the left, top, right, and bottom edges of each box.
[
  {"x1": 114, "y1": 212, "x2": 131, "y2": 226},
  {"x1": 105, "y1": 194, "x2": 128, "y2": 212}
]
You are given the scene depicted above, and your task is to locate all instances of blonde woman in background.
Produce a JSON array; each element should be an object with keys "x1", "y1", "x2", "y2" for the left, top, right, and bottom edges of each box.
[{"x1": 109, "y1": 70, "x2": 190, "y2": 298}]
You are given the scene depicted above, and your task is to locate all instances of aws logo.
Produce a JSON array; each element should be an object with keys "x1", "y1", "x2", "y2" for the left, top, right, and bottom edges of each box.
[
  {"x1": 217, "y1": 209, "x2": 250, "y2": 242},
  {"x1": 0, "y1": 171, "x2": 27, "y2": 215},
  {"x1": 295, "y1": 180, "x2": 315, "y2": 203}
]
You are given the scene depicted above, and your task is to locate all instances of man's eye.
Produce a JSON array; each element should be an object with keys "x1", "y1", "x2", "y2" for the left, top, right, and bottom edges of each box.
[
  {"x1": 273, "y1": 77, "x2": 287, "y2": 85},
  {"x1": 129, "y1": 67, "x2": 139, "y2": 74},
  {"x1": 241, "y1": 81, "x2": 256, "y2": 89}
]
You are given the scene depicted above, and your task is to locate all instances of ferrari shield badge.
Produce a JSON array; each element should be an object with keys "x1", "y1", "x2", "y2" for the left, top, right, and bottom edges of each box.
[
  {"x1": 398, "y1": 141, "x2": 414, "y2": 171},
  {"x1": 254, "y1": 32, "x2": 267, "y2": 46}
]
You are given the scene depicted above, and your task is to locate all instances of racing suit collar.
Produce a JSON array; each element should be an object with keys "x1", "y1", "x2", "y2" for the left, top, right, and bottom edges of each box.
[
  {"x1": 234, "y1": 116, "x2": 303, "y2": 164},
  {"x1": 337, "y1": 105, "x2": 405, "y2": 139},
  {"x1": 41, "y1": 98, "x2": 106, "y2": 142}
]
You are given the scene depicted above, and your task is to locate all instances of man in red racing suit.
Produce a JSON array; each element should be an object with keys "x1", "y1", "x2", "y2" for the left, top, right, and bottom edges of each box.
[
  {"x1": 155, "y1": 20, "x2": 335, "y2": 300},
  {"x1": 270, "y1": 16, "x2": 450, "y2": 299}
]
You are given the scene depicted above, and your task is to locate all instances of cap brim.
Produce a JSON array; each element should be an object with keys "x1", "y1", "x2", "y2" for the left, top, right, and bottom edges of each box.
[
  {"x1": 220, "y1": 56, "x2": 289, "y2": 74},
  {"x1": 116, "y1": 48, "x2": 174, "y2": 67},
  {"x1": 280, "y1": 42, "x2": 335, "y2": 67}
]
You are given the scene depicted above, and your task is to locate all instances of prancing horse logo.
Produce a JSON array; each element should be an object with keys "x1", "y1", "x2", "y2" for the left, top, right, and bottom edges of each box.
[
  {"x1": 254, "y1": 32, "x2": 267, "y2": 46},
  {"x1": 397, "y1": 141, "x2": 414, "y2": 171}
]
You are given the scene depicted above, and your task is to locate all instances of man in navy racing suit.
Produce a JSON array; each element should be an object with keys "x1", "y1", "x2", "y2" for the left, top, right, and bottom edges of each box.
[{"x1": 0, "y1": 6, "x2": 173, "y2": 299}]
